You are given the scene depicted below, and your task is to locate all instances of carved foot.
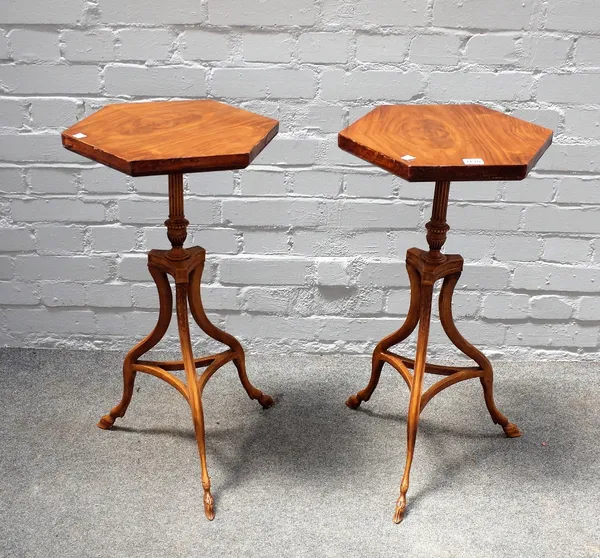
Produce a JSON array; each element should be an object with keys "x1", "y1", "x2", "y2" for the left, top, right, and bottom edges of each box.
[
  {"x1": 345, "y1": 394, "x2": 362, "y2": 410},
  {"x1": 97, "y1": 413, "x2": 116, "y2": 430},
  {"x1": 502, "y1": 422, "x2": 522, "y2": 438},
  {"x1": 203, "y1": 487, "x2": 215, "y2": 521},
  {"x1": 256, "y1": 392, "x2": 275, "y2": 409},
  {"x1": 393, "y1": 496, "x2": 407, "y2": 524}
]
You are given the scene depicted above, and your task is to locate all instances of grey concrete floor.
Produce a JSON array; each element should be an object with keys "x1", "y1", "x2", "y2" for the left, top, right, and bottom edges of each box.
[{"x1": 1, "y1": 348, "x2": 599, "y2": 557}]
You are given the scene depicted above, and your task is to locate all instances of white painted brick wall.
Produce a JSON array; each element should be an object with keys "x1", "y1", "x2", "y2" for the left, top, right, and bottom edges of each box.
[{"x1": 1, "y1": 0, "x2": 600, "y2": 360}]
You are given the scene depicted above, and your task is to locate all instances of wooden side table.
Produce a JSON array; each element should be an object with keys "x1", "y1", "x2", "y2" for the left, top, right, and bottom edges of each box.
[
  {"x1": 339, "y1": 104, "x2": 553, "y2": 523},
  {"x1": 62, "y1": 100, "x2": 279, "y2": 520}
]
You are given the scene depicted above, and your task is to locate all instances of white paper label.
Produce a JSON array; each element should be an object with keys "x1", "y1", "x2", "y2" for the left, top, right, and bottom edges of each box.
[
  {"x1": 401, "y1": 154, "x2": 416, "y2": 161},
  {"x1": 463, "y1": 158, "x2": 484, "y2": 165},
  {"x1": 73, "y1": 133, "x2": 87, "y2": 139}
]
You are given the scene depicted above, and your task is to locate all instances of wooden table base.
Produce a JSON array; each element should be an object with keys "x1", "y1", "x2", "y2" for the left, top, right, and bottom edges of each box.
[
  {"x1": 97, "y1": 174, "x2": 274, "y2": 521},
  {"x1": 345, "y1": 181, "x2": 521, "y2": 524}
]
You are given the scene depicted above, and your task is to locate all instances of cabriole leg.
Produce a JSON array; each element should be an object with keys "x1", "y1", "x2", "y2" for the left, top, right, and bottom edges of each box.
[
  {"x1": 393, "y1": 283, "x2": 433, "y2": 524},
  {"x1": 188, "y1": 266, "x2": 274, "y2": 409},
  {"x1": 98, "y1": 266, "x2": 173, "y2": 430},
  {"x1": 346, "y1": 263, "x2": 421, "y2": 409},
  {"x1": 176, "y1": 282, "x2": 215, "y2": 520},
  {"x1": 438, "y1": 273, "x2": 521, "y2": 438}
]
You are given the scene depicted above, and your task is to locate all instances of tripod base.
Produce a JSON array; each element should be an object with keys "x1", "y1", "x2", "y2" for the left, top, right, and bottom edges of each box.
[
  {"x1": 98, "y1": 246, "x2": 274, "y2": 520},
  {"x1": 345, "y1": 247, "x2": 521, "y2": 524}
]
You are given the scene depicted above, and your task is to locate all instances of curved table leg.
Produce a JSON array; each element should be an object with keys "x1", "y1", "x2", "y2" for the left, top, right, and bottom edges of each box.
[
  {"x1": 176, "y1": 282, "x2": 215, "y2": 520},
  {"x1": 98, "y1": 266, "x2": 173, "y2": 429},
  {"x1": 345, "y1": 353, "x2": 385, "y2": 410},
  {"x1": 346, "y1": 264, "x2": 421, "y2": 409},
  {"x1": 188, "y1": 266, "x2": 274, "y2": 409},
  {"x1": 232, "y1": 352, "x2": 274, "y2": 409},
  {"x1": 439, "y1": 273, "x2": 521, "y2": 438},
  {"x1": 394, "y1": 282, "x2": 433, "y2": 524}
]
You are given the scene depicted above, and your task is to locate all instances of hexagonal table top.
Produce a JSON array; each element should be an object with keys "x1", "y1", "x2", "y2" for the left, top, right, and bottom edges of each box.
[
  {"x1": 339, "y1": 104, "x2": 553, "y2": 182},
  {"x1": 62, "y1": 100, "x2": 279, "y2": 177}
]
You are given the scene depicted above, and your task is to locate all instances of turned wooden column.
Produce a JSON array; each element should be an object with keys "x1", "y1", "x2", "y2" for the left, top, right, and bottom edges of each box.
[
  {"x1": 165, "y1": 173, "x2": 189, "y2": 259},
  {"x1": 62, "y1": 99, "x2": 279, "y2": 521},
  {"x1": 425, "y1": 180, "x2": 450, "y2": 260},
  {"x1": 339, "y1": 103, "x2": 553, "y2": 523}
]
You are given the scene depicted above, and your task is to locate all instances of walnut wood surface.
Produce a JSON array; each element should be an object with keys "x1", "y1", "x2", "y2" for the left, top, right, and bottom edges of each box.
[
  {"x1": 338, "y1": 104, "x2": 553, "y2": 182},
  {"x1": 345, "y1": 180, "x2": 521, "y2": 524},
  {"x1": 97, "y1": 173, "x2": 274, "y2": 521},
  {"x1": 62, "y1": 100, "x2": 279, "y2": 176}
]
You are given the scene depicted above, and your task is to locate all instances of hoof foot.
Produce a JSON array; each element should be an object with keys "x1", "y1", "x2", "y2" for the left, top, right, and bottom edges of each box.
[
  {"x1": 97, "y1": 414, "x2": 116, "y2": 430},
  {"x1": 203, "y1": 490, "x2": 215, "y2": 521},
  {"x1": 345, "y1": 395, "x2": 361, "y2": 410},
  {"x1": 393, "y1": 503, "x2": 406, "y2": 524},
  {"x1": 503, "y1": 422, "x2": 522, "y2": 438},
  {"x1": 257, "y1": 393, "x2": 275, "y2": 409}
]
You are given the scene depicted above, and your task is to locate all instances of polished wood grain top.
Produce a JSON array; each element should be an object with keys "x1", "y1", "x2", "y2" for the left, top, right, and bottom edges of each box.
[
  {"x1": 339, "y1": 104, "x2": 553, "y2": 182},
  {"x1": 62, "y1": 100, "x2": 279, "y2": 176}
]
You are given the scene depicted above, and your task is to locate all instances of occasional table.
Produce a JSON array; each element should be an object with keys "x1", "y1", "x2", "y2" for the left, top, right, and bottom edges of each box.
[
  {"x1": 62, "y1": 100, "x2": 279, "y2": 520},
  {"x1": 338, "y1": 104, "x2": 552, "y2": 523}
]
